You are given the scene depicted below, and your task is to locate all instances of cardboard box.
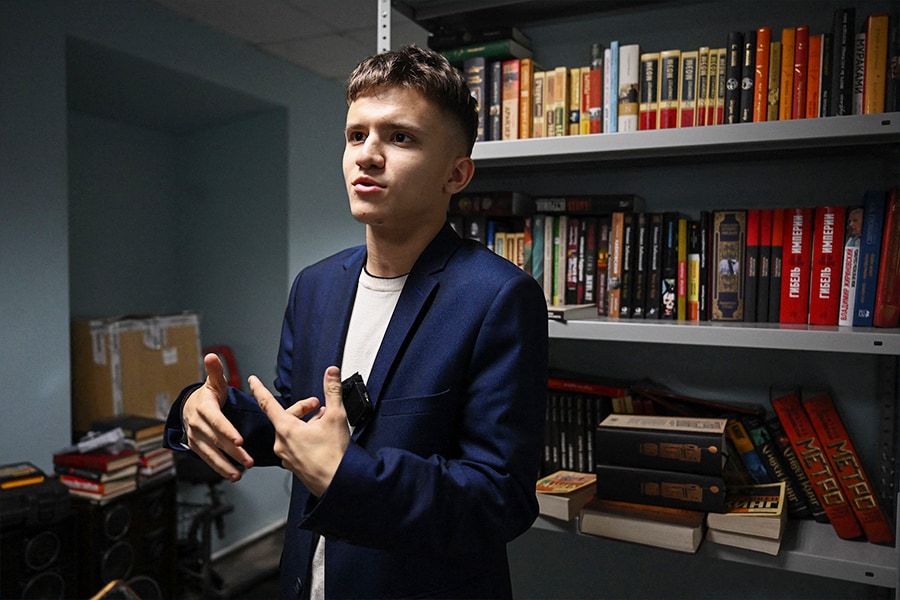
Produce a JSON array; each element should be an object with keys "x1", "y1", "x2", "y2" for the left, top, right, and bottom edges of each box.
[{"x1": 71, "y1": 313, "x2": 202, "y2": 433}]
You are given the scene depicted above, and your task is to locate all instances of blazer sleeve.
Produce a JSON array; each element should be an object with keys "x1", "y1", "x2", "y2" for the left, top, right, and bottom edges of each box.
[{"x1": 297, "y1": 270, "x2": 548, "y2": 557}]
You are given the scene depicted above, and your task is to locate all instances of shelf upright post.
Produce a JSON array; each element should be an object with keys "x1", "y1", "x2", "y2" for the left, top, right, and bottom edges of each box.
[{"x1": 377, "y1": 0, "x2": 391, "y2": 53}]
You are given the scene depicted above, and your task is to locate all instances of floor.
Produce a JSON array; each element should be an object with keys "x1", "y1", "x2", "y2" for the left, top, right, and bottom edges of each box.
[{"x1": 177, "y1": 525, "x2": 283, "y2": 600}]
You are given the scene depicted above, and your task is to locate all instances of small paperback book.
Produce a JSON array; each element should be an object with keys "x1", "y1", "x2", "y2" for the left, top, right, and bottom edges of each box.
[
  {"x1": 706, "y1": 482, "x2": 787, "y2": 556},
  {"x1": 535, "y1": 470, "x2": 596, "y2": 521},
  {"x1": 579, "y1": 497, "x2": 706, "y2": 553}
]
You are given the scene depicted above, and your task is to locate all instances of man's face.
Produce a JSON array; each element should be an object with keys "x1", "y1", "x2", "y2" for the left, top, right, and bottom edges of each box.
[{"x1": 343, "y1": 86, "x2": 465, "y2": 236}]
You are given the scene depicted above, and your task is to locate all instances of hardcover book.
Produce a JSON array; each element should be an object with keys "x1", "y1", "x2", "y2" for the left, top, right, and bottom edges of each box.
[
  {"x1": 658, "y1": 49, "x2": 680, "y2": 128},
  {"x1": 805, "y1": 33, "x2": 823, "y2": 118},
  {"x1": 742, "y1": 414, "x2": 810, "y2": 518},
  {"x1": 533, "y1": 194, "x2": 645, "y2": 215},
  {"x1": 596, "y1": 414, "x2": 727, "y2": 476},
  {"x1": 676, "y1": 216, "x2": 688, "y2": 320},
  {"x1": 439, "y1": 38, "x2": 533, "y2": 65},
  {"x1": 464, "y1": 56, "x2": 488, "y2": 141},
  {"x1": 594, "y1": 463, "x2": 727, "y2": 513},
  {"x1": 755, "y1": 209, "x2": 773, "y2": 323},
  {"x1": 765, "y1": 414, "x2": 827, "y2": 522},
  {"x1": 768, "y1": 208, "x2": 785, "y2": 322},
  {"x1": 769, "y1": 391, "x2": 863, "y2": 539},
  {"x1": 710, "y1": 210, "x2": 746, "y2": 321},
  {"x1": 838, "y1": 205, "x2": 863, "y2": 326},
  {"x1": 830, "y1": 8, "x2": 857, "y2": 116},
  {"x1": 660, "y1": 212, "x2": 680, "y2": 319},
  {"x1": 0, "y1": 462, "x2": 45, "y2": 490},
  {"x1": 853, "y1": 190, "x2": 887, "y2": 326},
  {"x1": 873, "y1": 187, "x2": 900, "y2": 327},
  {"x1": 739, "y1": 30, "x2": 756, "y2": 122},
  {"x1": 632, "y1": 213, "x2": 650, "y2": 318},
  {"x1": 779, "y1": 27, "x2": 796, "y2": 120},
  {"x1": 687, "y1": 219, "x2": 701, "y2": 321},
  {"x1": 518, "y1": 57, "x2": 535, "y2": 139},
  {"x1": 808, "y1": 206, "x2": 846, "y2": 325},
  {"x1": 607, "y1": 211, "x2": 625, "y2": 318},
  {"x1": 90, "y1": 414, "x2": 165, "y2": 441},
  {"x1": 645, "y1": 213, "x2": 664, "y2": 319},
  {"x1": 753, "y1": 27, "x2": 771, "y2": 122},
  {"x1": 697, "y1": 47, "x2": 710, "y2": 126},
  {"x1": 617, "y1": 44, "x2": 640, "y2": 132},
  {"x1": 862, "y1": 13, "x2": 890, "y2": 114},
  {"x1": 532, "y1": 69, "x2": 545, "y2": 138},
  {"x1": 678, "y1": 50, "x2": 698, "y2": 127},
  {"x1": 706, "y1": 482, "x2": 787, "y2": 540},
  {"x1": 767, "y1": 40, "x2": 782, "y2": 121},
  {"x1": 639, "y1": 52, "x2": 659, "y2": 130},
  {"x1": 802, "y1": 393, "x2": 894, "y2": 544},
  {"x1": 596, "y1": 217, "x2": 611, "y2": 316},
  {"x1": 724, "y1": 31, "x2": 743, "y2": 123},
  {"x1": 792, "y1": 25, "x2": 810, "y2": 118},
  {"x1": 501, "y1": 59, "x2": 520, "y2": 140},
  {"x1": 589, "y1": 43, "x2": 604, "y2": 134},
  {"x1": 579, "y1": 497, "x2": 706, "y2": 553},
  {"x1": 725, "y1": 418, "x2": 771, "y2": 485},
  {"x1": 52, "y1": 447, "x2": 140, "y2": 473},
  {"x1": 489, "y1": 60, "x2": 502, "y2": 140},
  {"x1": 743, "y1": 209, "x2": 760, "y2": 322},
  {"x1": 605, "y1": 42, "x2": 619, "y2": 132},
  {"x1": 619, "y1": 212, "x2": 636, "y2": 318},
  {"x1": 705, "y1": 528, "x2": 782, "y2": 556},
  {"x1": 779, "y1": 208, "x2": 814, "y2": 324}
]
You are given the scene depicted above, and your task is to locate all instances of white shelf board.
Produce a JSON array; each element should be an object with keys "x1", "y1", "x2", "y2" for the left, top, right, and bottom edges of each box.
[{"x1": 548, "y1": 317, "x2": 900, "y2": 355}]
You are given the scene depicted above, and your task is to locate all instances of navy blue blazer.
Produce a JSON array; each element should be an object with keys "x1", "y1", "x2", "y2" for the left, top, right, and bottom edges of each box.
[{"x1": 167, "y1": 223, "x2": 548, "y2": 599}]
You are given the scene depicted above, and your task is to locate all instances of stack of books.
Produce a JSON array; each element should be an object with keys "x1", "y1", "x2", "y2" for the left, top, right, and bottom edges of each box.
[
  {"x1": 52, "y1": 444, "x2": 139, "y2": 504},
  {"x1": 706, "y1": 482, "x2": 788, "y2": 555},
  {"x1": 580, "y1": 413, "x2": 731, "y2": 553},
  {"x1": 91, "y1": 414, "x2": 175, "y2": 486}
]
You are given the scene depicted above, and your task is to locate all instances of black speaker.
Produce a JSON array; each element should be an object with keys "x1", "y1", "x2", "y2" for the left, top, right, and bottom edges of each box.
[
  {"x1": 74, "y1": 476, "x2": 176, "y2": 599},
  {"x1": 0, "y1": 480, "x2": 78, "y2": 599}
]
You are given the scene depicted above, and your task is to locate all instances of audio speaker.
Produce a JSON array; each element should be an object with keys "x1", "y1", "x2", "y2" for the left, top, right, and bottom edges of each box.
[
  {"x1": 0, "y1": 480, "x2": 77, "y2": 600},
  {"x1": 74, "y1": 476, "x2": 176, "y2": 599}
]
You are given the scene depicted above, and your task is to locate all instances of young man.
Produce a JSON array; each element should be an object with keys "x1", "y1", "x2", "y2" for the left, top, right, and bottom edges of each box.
[{"x1": 165, "y1": 45, "x2": 548, "y2": 599}]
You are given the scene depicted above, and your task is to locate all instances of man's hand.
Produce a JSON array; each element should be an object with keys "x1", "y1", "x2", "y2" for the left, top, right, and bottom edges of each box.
[
  {"x1": 250, "y1": 366, "x2": 350, "y2": 497},
  {"x1": 182, "y1": 353, "x2": 253, "y2": 482}
]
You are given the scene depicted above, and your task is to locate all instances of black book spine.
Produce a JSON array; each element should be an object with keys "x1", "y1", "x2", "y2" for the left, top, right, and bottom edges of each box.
[
  {"x1": 595, "y1": 425, "x2": 725, "y2": 476},
  {"x1": 698, "y1": 210, "x2": 710, "y2": 321},
  {"x1": 632, "y1": 212, "x2": 650, "y2": 318},
  {"x1": 739, "y1": 30, "x2": 756, "y2": 122},
  {"x1": 645, "y1": 213, "x2": 664, "y2": 319},
  {"x1": 594, "y1": 463, "x2": 727, "y2": 513},
  {"x1": 725, "y1": 31, "x2": 744, "y2": 124},
  {"x1": 619, "y1": 212, "x2": 636, "y2": 318},
  {"x1": 830, "y1": 7, "x2": 856, "y2": 116}
]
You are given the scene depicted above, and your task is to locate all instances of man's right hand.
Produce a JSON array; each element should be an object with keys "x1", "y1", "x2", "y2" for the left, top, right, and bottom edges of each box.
[{"x1": 182, "y1": 353, "x2": 254, "y2": 482}]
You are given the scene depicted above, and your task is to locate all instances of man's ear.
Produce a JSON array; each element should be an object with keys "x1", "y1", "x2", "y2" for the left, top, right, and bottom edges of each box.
[{"x1": 444, "y1": 156, "x2": 475, "y2": 195}]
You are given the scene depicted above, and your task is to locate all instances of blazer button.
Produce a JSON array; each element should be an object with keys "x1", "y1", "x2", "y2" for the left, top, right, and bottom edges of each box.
[{"x1": 293, "y1": 576, "x2": 304, "y2": 597}]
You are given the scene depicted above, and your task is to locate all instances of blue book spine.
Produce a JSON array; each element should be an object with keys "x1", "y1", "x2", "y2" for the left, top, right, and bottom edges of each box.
[
  {"x1": 853, "y1": 190, "x2": 887, "y2": 326},
  {"x1": 532, "y1": 214, "x2": 545, "y2": 291}
]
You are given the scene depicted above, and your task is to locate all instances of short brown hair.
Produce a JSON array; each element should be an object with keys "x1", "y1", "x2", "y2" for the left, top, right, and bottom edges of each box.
[{"x1": 346, "y1": 45, "x2": 478, "y2": 156}]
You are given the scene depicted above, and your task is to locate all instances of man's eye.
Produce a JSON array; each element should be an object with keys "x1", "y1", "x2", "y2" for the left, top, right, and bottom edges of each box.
[
  {"x1": 393, "y1": 132, "x2": 410, "y2": 143},
  {"x1": 348, "y1": 132, "x2": 365, "y2": 142}
]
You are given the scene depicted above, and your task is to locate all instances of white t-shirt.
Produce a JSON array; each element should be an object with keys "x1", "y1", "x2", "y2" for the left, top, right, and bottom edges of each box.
[{"x1": 310, "y1": 268, "x2": 407, "y2": 599}]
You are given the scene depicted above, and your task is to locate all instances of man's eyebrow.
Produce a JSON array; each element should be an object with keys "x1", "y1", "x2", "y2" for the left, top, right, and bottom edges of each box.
[{"x1": 345, "y1": 119, "x2": 426, "y2": 135}]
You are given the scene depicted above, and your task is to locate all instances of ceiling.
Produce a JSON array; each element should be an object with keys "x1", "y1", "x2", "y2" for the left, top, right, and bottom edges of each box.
[{"x1": 149, "y1": 0, "x2": 430, "y2": 83}]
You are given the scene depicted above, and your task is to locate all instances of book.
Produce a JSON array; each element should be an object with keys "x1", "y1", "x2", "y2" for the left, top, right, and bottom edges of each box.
[
  {"x1": 765, "y1": 414, "x2": 828, "y2": 523},
  {"x1": 888, "y1": 11, "x2": 900, "y2": 112},
  {"x1": 578, "y1": 497, "x2": 706, "y2": 554},
  {"x1": 581, "y1": 217, "x2": 599, "y2": 305},
  {"x1": 792, "y1": 25, "x2": 810, "y2": 118},
  {"x1": 863, "y1": 14, "x2": 890, "y2": 114},
  {"x1": 838, "y1": 205, "x2": 864, "y2": 326},
  {"x1": 706, "y1": 482, "x2": 787, "y2": 540},
  {"x1": 596, "y1": 217, "x2": 611, "y2": 315},
  {"x1": 767, "y1": 40, "x2": 782, "y2": 121},
  {"x1": 58, "y1": 473, "x2": 136, "y2": 497},
  {"x1": 853, "y1": 190, "x2": 887, "y2": 326},
  {"x1": 533, "y1": 194, "x2": 645, "y2": 215},
  {"x1": 802, "y1": 393, "x2": 894, "y2": 544},
  {"x1": 550, "y1": 65, "x2": 569, "y2": 137},
  {"x1": 565, "y1": 216, "x2": 580, "y2": 304},
  {"x1": 874, "y1": 187, "x2": 900, "y2": 327},
  {"x1": 464, "y1": 56, "x2": 488, "y2": 141},
  {"x1": 676, "y1": 216, "x2": 688, "y2": 320},
  {"x1": 705, "y1": 46, "x2": 721, "y2": 125},
  {"x1": 769, "y1": 391, "x2": 863, "y2": 540},
  {"x1": 705, "y1": 528, "x2": 782, "y2": 556},
  {"x1": 90, "y1": 413, "x2": 165, "y2": 441},
  {"x1": 853, "y1": 30, "x2": 866, "y2": 115},
  {"x1": 755, "y1": 209, "x2": 773, "y2": 323},
  {"x1": 619, "y1": 212, "x2": 636, "y2": 318},
  {"x1": 819, "y1": 32, "x2": 833, "y2": 117},
  {"x1": 698, "y1": 211, "x2": 710, "y2": 321},
  {"x1": 617, "y1": 44, "x2": 640, "y2": 132},
  {"x1": 427, "y1": 26, "x2": 532, "y2": 52},
  {"x1": 589, "y1": 43, "x2": 604, "y2": 134},
  {"x1": 605, "y1": 42, "x2": 619, "y2": 132},
  {"x1": 594, "y1": 463, "x2": 727, "y2": 513},
  {"x1": 725, "y1": 418, "x2": 772, "y2": 485},
  {"x1": 713, "y1": 47, "x2": 728, "y2": 124},
  {"x1": 679, "y1": 49, "x2": 699, "y2": 127},
  {"x1": 753, "y1": 27, "x2": 771, "y2": 122},
  {"x1": 52, "y1": 446, "x2": 140, "y2": 473},
  {"x1": 568, "y1": 66, "x2": 582, "y2": 135},
  {"x1": 743, "y1": 209, "x2": 760, "y2": 322},
  {"x1": 579, "y1": 66, "x2": 592, "y2": 135},
  {"x1": 739, "y1": 30, "x2": 756, "y2": 122},
  {"x1": 742, "y1": 415, "x2": 810, "y2": 518},
  {"x1": 724, "y1": 31, "x2": 743, "y2": 123},
  {"x1": 645, "y1": 213, "x2": 664, "y2": 319},
  {"x1": 710, "y1": 210, "x2": 746, "y2": 321},
  {"x1": 805, "y1": 33, "x2": 823, "y2": 118},
  {"x1": 779, "y1": 208, "x2": 814, "y2": 324},
  {"x1": 439, "y1": 38, "x2": 533, "y2": 66},
  {"x1": 607, "y1": 211, "x2": 625, "y2": 318},
  {"x1": 547, "y1": 303, "x2": 597, "y2": 322},
  {"x1": 0, "y1": 461, "x2": 45, "y2": 490},
  {"x1": 489, "y1": 60, "x2": 502, "y2": 140},
  {"x1": 501, "y1": 59, "x2": 520, "y2": 140},
  {"x1": 518, "y1": 57, "x2": 535, "y2": 139},
  {"x1": 767, "y1": 208, "x2": 785, "y2": 322},
  {"x1": 808, "y1": 206, "x2": 847, "y2": 325},
  {"x1": 830, "y1": 8, "x2": 857, "y2": 116},
  {"x1": 632, "y1": 213, "x2": 650, "y2": 318},
  {"x1": 779, "y1": 27, "x2": 796, "y2": 120},
  {"x1": 639, "y1": 52, "x2": 659, "y2": 130},
  {"x1": 658, "y1": 49, "x2": 680, "y2": 129},
  {"x1": 660, "y1": 212, "x2": 679, "y2": 319},
  {"x1": 532, "y1": 69, "x2": 545, "y2": 138},
  {"x1": 697, "y1": 47, "x2": 710, "y2": 126},
  {"x1": 535, "y1": 470, "x2": 596, "y2": 521},
  {"x1": 53, "y1": 463, "x2": 138, "y2": 483},
  {"x1": 596, "y1": 414, "x2": 727, "y2": 476}
]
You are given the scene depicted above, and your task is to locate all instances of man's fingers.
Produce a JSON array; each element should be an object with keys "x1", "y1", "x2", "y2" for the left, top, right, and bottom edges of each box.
[
  {"x1": 204, "y1": 353, "x2": 229, "y2": 397},
  {"x1": 323, "y1": 366, "x2": 343, "y2": 410},
  {"x1": 248, "y1": 375, "x2": 292, "y2": 428}
]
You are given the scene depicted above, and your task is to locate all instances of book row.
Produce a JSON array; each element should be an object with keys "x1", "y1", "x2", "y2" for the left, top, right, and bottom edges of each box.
[
  {"x1": 541, "y1": 371, "x2": 894, "y2": 546},
  {"x1": 450, "y1": 188, "x2": 900, "y2": 327},
  {"x1": 450, "y1": 9, "x2": 898, "y2": 142}
]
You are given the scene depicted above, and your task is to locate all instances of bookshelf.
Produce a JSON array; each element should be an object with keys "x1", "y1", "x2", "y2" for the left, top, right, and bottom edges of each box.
[{"x1": 392, "y1": 0, "x2": 899, "y2": 597}]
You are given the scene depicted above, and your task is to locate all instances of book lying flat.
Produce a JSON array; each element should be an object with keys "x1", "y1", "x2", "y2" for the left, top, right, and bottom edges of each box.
[
  {"x1": 706, "y1": 482, "x2": 787, "y2": 539},
  {"x1": 536, "y1": 470, "x2": 596, "y2": 521},
  {"x1": 706, "y1": 527, "x2": 782, "y2": 556},
  {"x1": 579, "y1": 497, "x2": 706, "y2": 553}
]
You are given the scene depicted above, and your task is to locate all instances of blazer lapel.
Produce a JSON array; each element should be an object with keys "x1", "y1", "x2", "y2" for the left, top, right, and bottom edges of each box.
[{"x1": 359, "y1": 225, "x2": 461, "y2": 425}]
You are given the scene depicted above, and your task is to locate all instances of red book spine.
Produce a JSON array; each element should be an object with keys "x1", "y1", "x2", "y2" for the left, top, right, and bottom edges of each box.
[
  {"x1": 802, "y1": 393, "x2": 894, "y2": 544},
  {"x1": 874, "y1": 187, "x2": 900, "y2": 327},
  {"x1": 808, "y1": 206, "x2": 847, "y2": 325},
  {"x1": 779, "y1": 208, "x2": 814, "y2": 323},
  {"x1": 753, "y1": 27, "x2": 771, "y2": 122},
  {"x1": 792, "y1": 25, "x2": 809, "y2": 119},
  {"x1": 548, "y1": 377, "x2": 629, "y2": 398},
  {"x1": 770, "y1": 392, "x2": 863, "y2": 540},
  {"x1": 59, "y1": 475, "x2": 104, "y2": 493}
]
